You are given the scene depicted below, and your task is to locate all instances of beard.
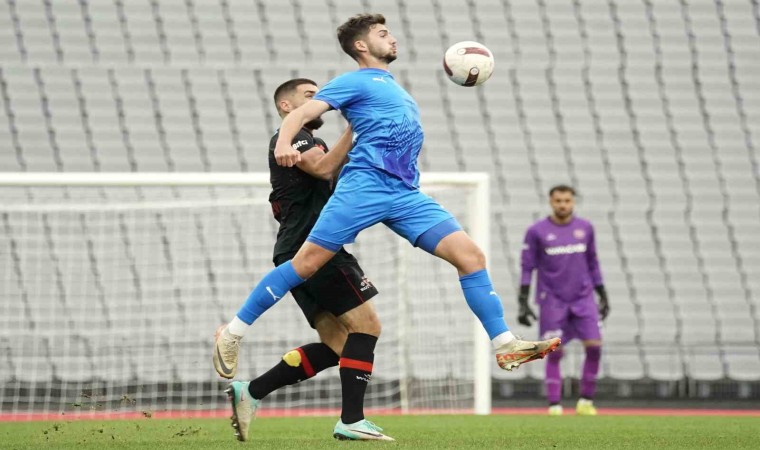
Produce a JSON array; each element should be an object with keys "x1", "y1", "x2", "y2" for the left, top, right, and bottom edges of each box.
[
  {"x1": 554, "y1": 209, "x2": 573, "y2": 219},
  {"x1": 304, "y1": 117, "x2": 324, "y2": 131},
  {"x1": 377, "y1": 52, "x2": 398, "y2": 64},
  {"x1": 379, "y1": 53, "x2": 397, "y2": 64},
  {"x1": 369, "y1": 44, "x2": 397, "y2": 64}
]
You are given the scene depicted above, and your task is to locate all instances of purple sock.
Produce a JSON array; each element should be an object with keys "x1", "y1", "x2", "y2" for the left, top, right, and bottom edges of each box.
[
  {"x1": 545, "y1": 350, "x2": 563, "y2": 404},
  {"x1": 581, "y1": 345, "x2": 602, "y2": 399}
]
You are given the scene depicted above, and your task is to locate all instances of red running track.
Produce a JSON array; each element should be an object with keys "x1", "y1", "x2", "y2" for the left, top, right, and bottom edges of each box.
[{"x1": 2, "y1": 407, "x2": 760, "y2": 422}]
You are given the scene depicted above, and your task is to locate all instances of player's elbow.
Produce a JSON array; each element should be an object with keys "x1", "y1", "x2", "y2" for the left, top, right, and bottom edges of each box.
[{"x1": 313, "y1": 166, "x2": 334, "y2": 181}]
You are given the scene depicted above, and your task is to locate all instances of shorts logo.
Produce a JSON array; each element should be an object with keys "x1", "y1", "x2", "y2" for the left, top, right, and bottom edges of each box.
[
  {"x1": 359, "y1": 276, "x2": 374, "y2": 292},
  {"x1": 574, "y1": 229, "x2": 586, "y2": 239},
  {"x1": 542, "y1": 329, "x2": 563, "y2": 340}
]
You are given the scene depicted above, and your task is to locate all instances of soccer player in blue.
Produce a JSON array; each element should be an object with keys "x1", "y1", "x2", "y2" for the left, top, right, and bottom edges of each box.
[{"x1": 214, "y1": 12, "x2": 560, "y2": 417}]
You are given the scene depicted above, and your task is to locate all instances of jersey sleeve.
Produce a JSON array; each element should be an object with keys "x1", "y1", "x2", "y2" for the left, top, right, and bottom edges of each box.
[
  {"x1": 313, "y1": 74, "x2": 360, "y2": 111},
  {"x1": 520, "y1": 226, "x2": 539, "y2": 286},
  {"x1": 586, "y1": 224, "x2": 604, "y2": 286},
  {"x1": 290, "y1": 130, "x2": 318, "y2": 154}
]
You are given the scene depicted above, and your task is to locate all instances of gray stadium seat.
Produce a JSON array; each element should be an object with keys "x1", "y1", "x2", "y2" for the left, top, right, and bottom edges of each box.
[{"x1": 1, "y1": 0, "x2": 760, "y2": 394}]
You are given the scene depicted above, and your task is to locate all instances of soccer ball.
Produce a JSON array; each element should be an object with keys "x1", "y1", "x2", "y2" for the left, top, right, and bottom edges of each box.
[{"x1": 442, "y1": 41, "x2": 495, "y2": 87}]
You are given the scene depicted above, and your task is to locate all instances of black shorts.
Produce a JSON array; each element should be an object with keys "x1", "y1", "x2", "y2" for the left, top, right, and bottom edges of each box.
[{"x1": 273, "y1": 250, "x2": 379, "y2": 328}]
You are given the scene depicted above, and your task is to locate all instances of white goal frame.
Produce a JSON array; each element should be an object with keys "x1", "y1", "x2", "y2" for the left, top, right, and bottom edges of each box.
[{"x1": 0, "y1": 171, "x2": 493, "y2": 415}]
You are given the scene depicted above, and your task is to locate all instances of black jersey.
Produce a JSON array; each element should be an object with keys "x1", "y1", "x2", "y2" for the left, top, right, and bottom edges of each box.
[{"x1": 269, "y1": 128, "x2": 332, "y2": 260}]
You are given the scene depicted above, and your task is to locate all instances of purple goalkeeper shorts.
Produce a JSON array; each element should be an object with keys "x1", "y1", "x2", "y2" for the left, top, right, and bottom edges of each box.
[{"x1": 538, "y1": 294, "x2": 601, "y2": 342}]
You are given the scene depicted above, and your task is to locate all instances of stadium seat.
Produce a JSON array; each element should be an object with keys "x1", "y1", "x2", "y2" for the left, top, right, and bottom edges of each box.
[
  {"x1": 607, "y1": 351, "x2": 645, "y2": 381},
  {"x1": 685, "y1": 346, "x2": 726, "y2": 381},
  {"x1": 8, "y1": 335, "x2": 54, "y2": 382},
  {"x1": 724, "y1": 351, "x2": 760, "y2": 382},
  {"x1": 643, "y1": 345, "x2": 685, "y2": 382},
  {"x1": 2, "y1": 0, "x2": 760, "y2": 412}
]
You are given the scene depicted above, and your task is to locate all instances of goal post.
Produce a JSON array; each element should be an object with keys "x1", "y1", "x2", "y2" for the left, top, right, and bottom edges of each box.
[{"x1": 0, "y1": 172, "x2": 492, "y2": 417}]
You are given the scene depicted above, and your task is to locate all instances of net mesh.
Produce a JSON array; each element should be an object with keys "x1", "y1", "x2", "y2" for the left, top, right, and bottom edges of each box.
[{"x1": 0, "y1": 182, "x2": 482, "y2": 416}]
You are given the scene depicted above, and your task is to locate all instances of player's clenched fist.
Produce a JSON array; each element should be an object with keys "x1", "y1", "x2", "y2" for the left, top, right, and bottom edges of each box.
[{"x1": 274, "y1": 142, "x2": 301, "y2": 167}]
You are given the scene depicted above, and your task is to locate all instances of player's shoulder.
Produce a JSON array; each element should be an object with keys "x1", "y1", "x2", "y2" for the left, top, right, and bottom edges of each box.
[
  {"x1": 529, "y1": 217, "x2": 551, "y2": 231},
  {"x1": 573, "y1": 216, "x2": 594, "y2": 228},
  {"x1": 324, "y1": 70, "x2": 370, "y2": 87}
]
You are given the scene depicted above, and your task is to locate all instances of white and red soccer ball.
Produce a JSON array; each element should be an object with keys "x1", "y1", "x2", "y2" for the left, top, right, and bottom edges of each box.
[{"x1": 443, "y1": 41, "x2": 495, "y2": 87}]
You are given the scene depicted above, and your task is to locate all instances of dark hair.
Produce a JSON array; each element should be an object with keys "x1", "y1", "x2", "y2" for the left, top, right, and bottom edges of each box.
[
  {"x1": 273, "y1": 78, "x2": 317, "y2": 111},
  {"x1": 549, "y1": 185, "x2": 576, "y2": 197},
  {"x1": 337, "y1": 13, "x2": 386, "y2": 61}
]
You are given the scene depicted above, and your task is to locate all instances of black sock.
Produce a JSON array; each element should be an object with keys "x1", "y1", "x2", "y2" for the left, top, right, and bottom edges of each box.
[
  {"x1": 339, "y1": 333, "x2": 378, "y2": 424},
  {"x1": 248, "y1": 342, "x2": 338, "y2": 400}
]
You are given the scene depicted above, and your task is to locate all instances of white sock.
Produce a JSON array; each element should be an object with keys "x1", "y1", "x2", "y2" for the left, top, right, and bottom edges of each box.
[
  {"x1": 491, "y1": 331, "x2": 516, "y2": 349},
  {"x1": 227, "y1": 316, "x2": 249, "y2": 337}
]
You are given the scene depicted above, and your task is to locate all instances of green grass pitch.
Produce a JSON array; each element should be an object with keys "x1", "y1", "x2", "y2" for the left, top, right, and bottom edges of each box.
[{"x1": 1, "y1": 415, "x2": 759, "y2": 449}]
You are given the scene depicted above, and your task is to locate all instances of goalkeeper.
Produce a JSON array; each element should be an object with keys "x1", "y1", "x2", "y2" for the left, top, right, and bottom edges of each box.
[
  {"x1": 518, "y1": 185, "x2": 610, "y2": 416},
  {"x1": 222, "y1": 78, "x2": 393, "y2": 442}
]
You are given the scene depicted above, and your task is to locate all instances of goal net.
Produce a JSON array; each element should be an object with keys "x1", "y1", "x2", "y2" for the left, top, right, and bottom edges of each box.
[{"x1": 0, "y1": 172, "x2": 492, "y2": 418}]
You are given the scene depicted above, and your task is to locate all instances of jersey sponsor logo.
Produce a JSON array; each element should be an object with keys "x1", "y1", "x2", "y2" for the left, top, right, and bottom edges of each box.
[
  {"x1": 574, "y1": 229, "x2": 586, "y2": 239},
  {"x1": 545, "y1": 243, "x2": 587, "y2": 256},
  {"x1": 360, "y1": 276, "x2": 374, "y2": 292},
  {"x1": 291, "y1": 139, "x2": 309, "y2": 150}
]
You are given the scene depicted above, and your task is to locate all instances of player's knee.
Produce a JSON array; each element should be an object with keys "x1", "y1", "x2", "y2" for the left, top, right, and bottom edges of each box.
[
  {"x1": 547, "y1": 349, "x2": 564, "y2": 362},
  {"x1": 353, "y1": 314, "x2": 382, "y2": 337},
  {"x1": 317, "y1": 327, "x2": 347, "y2": 355},
  {"x1": 457, "y1": 247, "x2": 486, "y2": 273},
  {"x1": 584, "y1": 344, "x2": 602, "y2": 361},
  {"x1": 344, "y1": 311, "x2": 381, "y2": 337},
  {"x1": 294, "y1": 259, "x2": 321, "y2": 279}
]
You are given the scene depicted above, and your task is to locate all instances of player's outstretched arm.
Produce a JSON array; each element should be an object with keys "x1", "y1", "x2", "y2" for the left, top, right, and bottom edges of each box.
[
  {"x1": 275, "y1": 99, "x2": 332, "y2": 167},
  {"x1": 296, "y1": 126, "x2": 353, "y2": 181}
]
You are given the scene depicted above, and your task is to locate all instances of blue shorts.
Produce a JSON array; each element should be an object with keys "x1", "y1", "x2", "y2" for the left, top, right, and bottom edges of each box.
[{"x1": 307, "y1": 168, "x2": 462, "y2": 252}]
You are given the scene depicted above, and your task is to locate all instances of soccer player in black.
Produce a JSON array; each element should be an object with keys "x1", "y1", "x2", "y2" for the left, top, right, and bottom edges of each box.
[{"x1": 222, "y1": 78, "x2": 393, "y2": 441}]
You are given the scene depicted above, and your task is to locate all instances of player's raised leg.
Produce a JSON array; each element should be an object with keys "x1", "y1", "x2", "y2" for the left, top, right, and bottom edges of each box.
[
  {"x1": 430, "y1": 228, "x2": 561, "y2": 370},
  {"x1": 214, "y1": 242, "x2": 336, "y2": 379}
]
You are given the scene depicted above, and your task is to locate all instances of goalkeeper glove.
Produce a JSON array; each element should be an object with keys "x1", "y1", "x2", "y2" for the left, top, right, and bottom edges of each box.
[
  {"x1": 595, "y1": 285, "x2": 610, "y2": 320},
  {"x1": 517, "y1": 285, "x2": 537, "y2": 327}
]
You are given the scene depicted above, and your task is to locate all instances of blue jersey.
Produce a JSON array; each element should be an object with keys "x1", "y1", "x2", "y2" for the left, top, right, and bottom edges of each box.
[{"x1": 314, "y1": 68, "x2": 424, "y2": 187}]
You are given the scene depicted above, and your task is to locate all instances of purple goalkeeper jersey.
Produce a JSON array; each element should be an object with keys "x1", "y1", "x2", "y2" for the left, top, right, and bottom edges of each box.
[{"x1": 520, "y1": 216, "x2": 603, "y2": 302}]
